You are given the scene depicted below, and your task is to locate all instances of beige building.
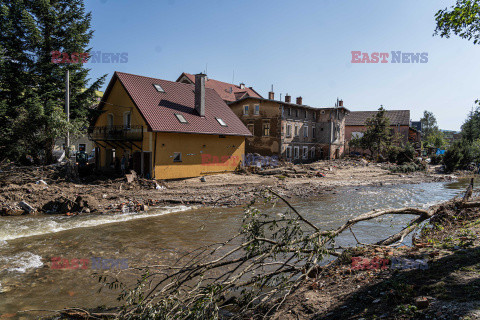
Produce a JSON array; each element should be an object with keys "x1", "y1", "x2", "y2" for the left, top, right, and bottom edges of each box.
[{"x1": 228, "y1": 93, "x2": 349, "y2": 162}]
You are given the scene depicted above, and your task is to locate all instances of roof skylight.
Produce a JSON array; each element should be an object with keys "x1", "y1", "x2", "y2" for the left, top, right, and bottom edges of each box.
[
  {"x1": 216, "y1": 118, "x2": 227, "y2": 127},
  {"x1": 175, "y1": 114, "x2": 188, "y2": 123},
  {"x1": 153, "y1": 84, "x2": 165, "y2": 92}
]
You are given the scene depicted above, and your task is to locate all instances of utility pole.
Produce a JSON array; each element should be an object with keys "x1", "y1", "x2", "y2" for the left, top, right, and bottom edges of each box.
[{"x1": 65, "y1": 69, "x2": 70, "y2": 158}]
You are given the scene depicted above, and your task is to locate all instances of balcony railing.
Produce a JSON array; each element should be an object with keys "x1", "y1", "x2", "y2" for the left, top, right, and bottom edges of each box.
[{"x1": 89, "y1": 125, "x2": 143, "y2": 141}]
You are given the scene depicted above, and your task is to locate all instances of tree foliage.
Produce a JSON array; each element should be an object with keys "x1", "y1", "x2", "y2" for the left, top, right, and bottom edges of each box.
[
  {"x1": 434, "y1": 0, "x2": 480, "y2": 44},
  {"x1": 420, "y1": 111, "x2": 439, "y2": 138},
  {"x1": 443, "y1": 105, "x2": 480, "y2": 171},
  {"x1": 420, "y1": 110, "x2": 446, "y2": 149},
  {"x1": 349, "y1": 107, "x2": 393, "y2": 160},
  {"x1": 461, "y1": 105, "x2": 480, "y2": 142},
  {"x1": 444, "y1": 139, "x2": 480, "y2": 172},
  {"x1": 0, "y1": 0, "x2": 105, "y2": 164}
]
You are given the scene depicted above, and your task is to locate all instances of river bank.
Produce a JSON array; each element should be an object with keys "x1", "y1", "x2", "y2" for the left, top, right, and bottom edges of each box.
[
  {"x1": 0, "y1": 160, "x2": 456, "y2": 216},
  {"x1": 272, "y1": 189, "x2": 480, "y2": 320},
  {"x1": 0, "y1": 180, "x2": 473, "y2": 319}
]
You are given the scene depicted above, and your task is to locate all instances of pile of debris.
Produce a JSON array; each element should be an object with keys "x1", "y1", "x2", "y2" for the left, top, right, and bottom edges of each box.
[
  {"x1": 106, "y1": 200, "x2": 149, "y2": 214},
  {"x1": 255, "y1": 165, "x2": 328, "y2": 178},
  {"x1": 42, "y1": 195, "x2": 100, "y2": 215},
  {"x1": 0, "y1": 201, "x2": 37, "y2": 216}
]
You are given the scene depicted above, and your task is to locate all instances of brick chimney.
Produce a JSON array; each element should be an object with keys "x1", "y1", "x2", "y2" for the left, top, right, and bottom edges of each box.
[
  {"x1": 240, "y1": 83, "x2": 245, "y2": 89},
  {"x1": 296, "y1": 96, "x2": 303, "y2": 105},
  {"x1": 285, "y1": 94, "x2": 291, "y2": 103},
  {"x1": 268, "y1": 91, "x2": 274, "y2": 100},
  {"x1": 194, "y1": 73, "x2": 206, "y2": 117},
  {"x1": 338, "y1": 100, "x2": 343, "y2": 107}
]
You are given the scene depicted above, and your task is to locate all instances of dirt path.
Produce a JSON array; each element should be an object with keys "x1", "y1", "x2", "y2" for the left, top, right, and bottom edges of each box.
[{"x1": 0, "y1": 160, "x2": 455, "y2": 216}]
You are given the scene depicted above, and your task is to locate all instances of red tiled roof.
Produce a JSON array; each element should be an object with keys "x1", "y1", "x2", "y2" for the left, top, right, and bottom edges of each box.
[
  {"x1": 101, "y1": 72, "x2": 252, "y2": 136},
  {"x1": 177, "y1": 73, "x2": 263, "y2": 102},
  {"x1": 345, "y1": 110, "x2": 410, "y2": 126}
]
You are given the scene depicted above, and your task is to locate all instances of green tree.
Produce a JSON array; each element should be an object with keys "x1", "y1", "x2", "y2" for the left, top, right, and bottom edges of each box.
[
  {"x1": 434, "y1": 0, "x2": 480, "y2": 44},
  {"x1": 420, "y1": 110, "x2": 446, "y2": 149},
  {"x1": 354, "y1": 107, "x2": 392, "y2": 160},
  {"x1": 444, "y1": 139, "x2": 480, "y2": 172},
  {"x1": 0, "y1": 0, "x2": 105, "y2": 164},
  {"x1": 435, "y1": 1, "x2": 480, "y2": 144},
  {"x1": 426, "y1": 129, "x2": 447, "y2": 149},
  {"x1": 420, "y1": 111, "x2": 439, "y2": 138},
  {"x1": 461, "y1": 106, "x2": 480, "y2": 141}
]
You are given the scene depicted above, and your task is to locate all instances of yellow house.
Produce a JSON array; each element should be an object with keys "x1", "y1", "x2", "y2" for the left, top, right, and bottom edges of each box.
[{"x1": 90, "y1": 72, "x2": 251, "y2": 180}]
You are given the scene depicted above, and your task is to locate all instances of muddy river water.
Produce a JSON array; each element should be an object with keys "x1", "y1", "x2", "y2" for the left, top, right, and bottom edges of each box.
[{"x1": 0, "y1": 179, "x2": 474, "y2": 318}]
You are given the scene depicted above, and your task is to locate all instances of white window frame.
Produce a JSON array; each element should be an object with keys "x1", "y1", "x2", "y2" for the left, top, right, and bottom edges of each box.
[
  {"x1": 243, "y1": 105, "x2": 249, "y2": 115},
  {"x1": 302, "y1": 146, "x2": 308, "y2": 159},
  {"x1": 304, "y1": 125, "x2": 308, "y2": 138},
  {"x1": 310, "y1": 147, "x2": 315, "y2": 159},
  {"x1": 286, "y1": 124, "x2": 292, "y2": 137},
  {"x1": 294, "y1": 125, "x2": 298, "y2": 136},
  {"x1": 286, "y1": 146, "x2": 292, "y2": 159},
  {"x1": 254, "y1": 104, "x2": 260, "y2": 115},
  {"x1": 294, "y1": 146, "x2": 299, "y2": 159},
  {"x1": 124, "y1": 111, "x2": 131, "y2": 129}
]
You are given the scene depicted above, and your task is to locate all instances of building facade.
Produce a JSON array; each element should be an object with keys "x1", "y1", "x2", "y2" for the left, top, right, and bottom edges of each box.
[
  {"x1": 90, "y1": 72, "x2": 251, "y2": 180},
  {"x1": 228, "y1": 93, "x2": 349, "y2": 162},
  {"x1": 345, "y1": 110, "x2": 422, "y2": 153}
]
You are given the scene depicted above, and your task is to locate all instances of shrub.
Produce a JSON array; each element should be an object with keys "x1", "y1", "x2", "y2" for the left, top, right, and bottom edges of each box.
[
  {"x1": 443, "y1": 140, "x2": 480, "y2": 172},
  {"x1": 389, "y1": 161, "x2": 425, "y2": 173},
  {"x1": 387, "y1": 143, "x2": 415, "y2": 165},
  {"x1": 430, "y1": 154, "x2": 443, "y2": 165}
]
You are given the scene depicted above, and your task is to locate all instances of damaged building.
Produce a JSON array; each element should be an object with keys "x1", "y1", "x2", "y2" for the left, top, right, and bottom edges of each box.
[{"x1": 228, "y1": 93, "x2": 349, "y2": 162}]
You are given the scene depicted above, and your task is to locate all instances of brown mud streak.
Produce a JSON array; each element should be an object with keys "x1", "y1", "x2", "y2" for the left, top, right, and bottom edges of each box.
[{"x1": 0, "y1": 160, "x2": 455, "y2": 215}]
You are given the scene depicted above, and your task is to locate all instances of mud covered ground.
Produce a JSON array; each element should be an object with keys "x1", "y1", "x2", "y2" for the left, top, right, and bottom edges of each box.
[{"x1": 0, "y1": 160, "x2": 455, "y2": 216}]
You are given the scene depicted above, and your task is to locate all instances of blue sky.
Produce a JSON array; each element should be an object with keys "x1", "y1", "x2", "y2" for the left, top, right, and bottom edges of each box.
[{"x1": 84, "y1": 0, "x2": 480, "y2": 131}]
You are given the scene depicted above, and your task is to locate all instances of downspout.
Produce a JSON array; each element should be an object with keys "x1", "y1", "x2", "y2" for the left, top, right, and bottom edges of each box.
[{"x1": 153, "y1": 132, "x2": 157, "y2": 179}]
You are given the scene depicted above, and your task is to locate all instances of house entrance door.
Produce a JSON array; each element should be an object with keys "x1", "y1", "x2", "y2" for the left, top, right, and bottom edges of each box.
[{"x1": 132, "y1": 151, "x2": 152, "y2": 177}]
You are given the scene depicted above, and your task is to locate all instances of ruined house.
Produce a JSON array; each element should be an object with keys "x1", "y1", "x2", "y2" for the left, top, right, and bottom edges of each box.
[
  {"x1": 228, "y1": 93, "x2": 349, "y2": 162},
  {"x1": 345, "y1": 110, "x2": 421, "y2": 152},
  {"x1": 89, "y1": 72, "x2": 251, "y2": 179}
]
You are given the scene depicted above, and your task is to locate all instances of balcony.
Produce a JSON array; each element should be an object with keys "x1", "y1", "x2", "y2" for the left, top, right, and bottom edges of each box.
[{"x1": 89, "y1": 125, "x2": 143, "y2": 141}]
